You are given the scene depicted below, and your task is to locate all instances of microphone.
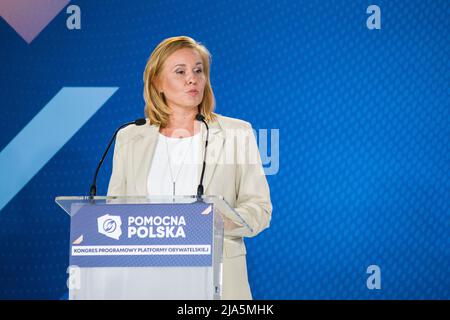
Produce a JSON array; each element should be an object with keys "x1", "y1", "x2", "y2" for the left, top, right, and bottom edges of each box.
[
  {"x1": 195, "y1": 113, "x2": 209, "y2": 198},
  {"x1": 89, "y1": 118, "x2": 147, "y2": 197}
]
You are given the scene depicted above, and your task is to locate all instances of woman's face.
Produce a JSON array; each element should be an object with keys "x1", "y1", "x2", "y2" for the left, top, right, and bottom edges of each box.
[{"x1": 157, "y1": 48, "x2": 206, "y2": 110}]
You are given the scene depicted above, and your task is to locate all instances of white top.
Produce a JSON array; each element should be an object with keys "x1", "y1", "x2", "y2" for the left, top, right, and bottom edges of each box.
[{"x1": 147, "y1": 132, "x2": 201, "y2": 196}]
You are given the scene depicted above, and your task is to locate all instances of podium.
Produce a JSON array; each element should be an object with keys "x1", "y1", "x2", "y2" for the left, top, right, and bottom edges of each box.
[{"x1": 55, "y1": 195, "x2": 251, "y2": 300}]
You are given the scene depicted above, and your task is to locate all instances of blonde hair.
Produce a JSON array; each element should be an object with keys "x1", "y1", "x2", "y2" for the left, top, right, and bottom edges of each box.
[{"x1": 143, "y1": 36, "x2": 217, "y2": 127}]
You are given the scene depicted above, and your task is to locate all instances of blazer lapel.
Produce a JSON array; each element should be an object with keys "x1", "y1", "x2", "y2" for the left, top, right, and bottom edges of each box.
[{"x1": 133, "y1": 123, "x2": 160, "y2": 196}]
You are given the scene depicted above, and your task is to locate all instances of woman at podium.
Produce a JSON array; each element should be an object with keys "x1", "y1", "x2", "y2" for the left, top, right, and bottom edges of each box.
[{"x1": 107, "y1": 36, "x2": 272, "y2": 300}]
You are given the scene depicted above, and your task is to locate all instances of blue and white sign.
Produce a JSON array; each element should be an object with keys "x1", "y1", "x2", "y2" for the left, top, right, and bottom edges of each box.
[{"x1": 69, "y1": 202, "x2": 214, "y2": 268}]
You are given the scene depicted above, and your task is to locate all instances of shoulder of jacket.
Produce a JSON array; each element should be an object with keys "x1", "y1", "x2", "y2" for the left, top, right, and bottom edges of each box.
[
  {"x1": 116, "y1": 118, "x2": 154, "y2": 143},
  {"x1": 215, "y1": 114, "x2": 252, "y2": 130}
]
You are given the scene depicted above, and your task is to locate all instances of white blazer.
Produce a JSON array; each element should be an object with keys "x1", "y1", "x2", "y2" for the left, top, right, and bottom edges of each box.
[{"x1": 107, "y1": 114, "x2": 272, "y2": 299}]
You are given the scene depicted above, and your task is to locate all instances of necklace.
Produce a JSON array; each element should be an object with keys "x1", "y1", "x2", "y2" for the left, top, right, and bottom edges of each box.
[{"x1": 163, "y1": 134, "x2": 194, "y2": 196}]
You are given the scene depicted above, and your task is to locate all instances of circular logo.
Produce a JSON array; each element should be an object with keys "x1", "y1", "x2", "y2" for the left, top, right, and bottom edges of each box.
[{"x1": 103, "y1": 219, "x2": 117, "y2": 233}]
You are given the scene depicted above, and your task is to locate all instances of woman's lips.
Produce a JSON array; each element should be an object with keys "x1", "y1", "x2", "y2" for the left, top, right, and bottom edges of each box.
[{"x1": 187, "y1": 90, "x2": 199, "y2": 96}]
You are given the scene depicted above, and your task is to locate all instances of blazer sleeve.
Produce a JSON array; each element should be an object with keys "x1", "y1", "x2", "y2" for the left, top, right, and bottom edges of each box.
[
  {"x1": 106, "y1": 130, "x2": 127, "y2": 197},
  {"x1": 225, "y1": 122, "x2": 273, "y2": 238}
]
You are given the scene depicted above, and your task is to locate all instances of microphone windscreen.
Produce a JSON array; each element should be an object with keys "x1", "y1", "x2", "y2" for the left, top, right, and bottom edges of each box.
[
  {"x1": 195, "y1": 114, "x2": 205, "y2": 121},
  {"x1": 134, "y1": 118, "x2": 147, "y2": 126}
]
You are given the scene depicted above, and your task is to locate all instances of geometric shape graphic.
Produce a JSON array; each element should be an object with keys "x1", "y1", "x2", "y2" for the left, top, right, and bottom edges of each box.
[
  {"x1": 0, "y1": 87, "x2": 118, "y2": 212},
  {"x1": 97, "y1": 214, "x2": 122, "y2": 240},
  {"x1": 201, "y1": 205, "x2": 212, "y2": 215},
  {"x1": 0, "y1": 0, "x2": 70, "y2": 44},
  {"x1": 72, "y1": 235, "x2": 83, "y2": 245}
]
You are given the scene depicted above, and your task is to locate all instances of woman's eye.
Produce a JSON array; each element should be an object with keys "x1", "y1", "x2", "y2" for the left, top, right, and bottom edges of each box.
[{"x1": 175, "y1": 69, "x2": 202, "y2": 75}]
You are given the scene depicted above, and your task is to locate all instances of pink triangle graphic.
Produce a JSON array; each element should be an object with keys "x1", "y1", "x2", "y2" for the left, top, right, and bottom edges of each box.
[{"x1": 0, "y1": 0, "x2": 70, "y2": 44}]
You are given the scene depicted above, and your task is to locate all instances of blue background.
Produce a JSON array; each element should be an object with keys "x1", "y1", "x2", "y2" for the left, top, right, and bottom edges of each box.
[{"x1": 0, "y1": 0, "x2": 448, "y2": 299}]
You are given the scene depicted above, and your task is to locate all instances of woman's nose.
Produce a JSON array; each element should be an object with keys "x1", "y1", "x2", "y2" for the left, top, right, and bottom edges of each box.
[{"x1": 187, "y1": 72, "x2": 198, "y2": 84}]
